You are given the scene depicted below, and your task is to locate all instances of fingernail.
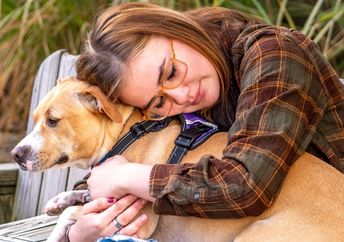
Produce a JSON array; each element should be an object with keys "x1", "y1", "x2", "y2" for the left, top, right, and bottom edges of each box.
[
  {"x1": 82, "y1": 194, "x2": 91, "y2": 203},
  {"x1": 107, "y1": 197, "x2": 115, "y2": 203},
  {"x1": 140, "y1": 214, "x2": 147, "y2": 222}
]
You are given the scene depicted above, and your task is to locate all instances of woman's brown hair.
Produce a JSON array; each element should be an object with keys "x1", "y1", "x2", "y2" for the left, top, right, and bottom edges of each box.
[{"x1": 77, "y1": 2, "x2": 258, "y2": 124}]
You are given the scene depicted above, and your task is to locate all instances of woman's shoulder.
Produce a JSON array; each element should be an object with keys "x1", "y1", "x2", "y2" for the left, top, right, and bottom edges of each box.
[{"x1": 233, "y1": 23, "x2": 299, "y2": 53}]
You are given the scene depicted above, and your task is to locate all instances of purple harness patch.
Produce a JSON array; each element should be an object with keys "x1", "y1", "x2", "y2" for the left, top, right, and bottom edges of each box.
[
  {"x1": 182, "y1": 113, "x2": 219, "y2": 145},
  {"x1": 166, "y1": 113, "x2": 221, "y2": 164}
]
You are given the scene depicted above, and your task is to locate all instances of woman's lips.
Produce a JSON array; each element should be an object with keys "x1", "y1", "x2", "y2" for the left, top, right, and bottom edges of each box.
[{"x1": 192, "y1": 84, "x2": 203, "y2": 105}]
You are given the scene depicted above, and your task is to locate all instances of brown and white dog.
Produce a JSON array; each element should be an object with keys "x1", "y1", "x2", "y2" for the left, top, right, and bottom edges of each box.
[{"x1": 11, "y1": 77, "x2": 344, "y2": 242}]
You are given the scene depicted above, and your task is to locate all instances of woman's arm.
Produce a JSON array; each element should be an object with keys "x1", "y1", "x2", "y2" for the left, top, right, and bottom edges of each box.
[{"x1": 87, "y1": 155, "x2": 155, "y2": 203}]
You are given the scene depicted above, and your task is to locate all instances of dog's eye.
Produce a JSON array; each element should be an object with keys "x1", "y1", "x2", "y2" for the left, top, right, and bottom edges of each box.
[{"x1": 46, "y1": 118, "x2": 59, "y2": 127}]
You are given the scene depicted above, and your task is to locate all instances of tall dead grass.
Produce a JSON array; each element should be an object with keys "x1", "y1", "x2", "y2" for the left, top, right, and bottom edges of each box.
[
  {"x1": 0, "y1": 0, "x2": 343, "y2": 135},
  {"x1": 0, "y1": 0, "x2": 106, "y2": 132}
]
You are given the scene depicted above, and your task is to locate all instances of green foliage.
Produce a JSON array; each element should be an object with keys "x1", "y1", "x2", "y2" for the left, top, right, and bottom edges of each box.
[
  {"x1": 1, "y1": 0, "x2": 343, "y2": 133},
  {"x1": 0, "y1": 0, "x2": 108, "y2": 132}
]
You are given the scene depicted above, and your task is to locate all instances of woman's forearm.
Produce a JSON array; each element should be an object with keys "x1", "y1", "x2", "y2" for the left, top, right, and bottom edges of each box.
[{"x1": 121, "y1": 163, "x2": 156, "y2": 203}]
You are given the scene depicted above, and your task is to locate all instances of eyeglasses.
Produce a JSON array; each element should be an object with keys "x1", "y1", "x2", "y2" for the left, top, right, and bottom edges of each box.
[{"x1": 142, "y1": 40, "x2": 188, "y2": 120}]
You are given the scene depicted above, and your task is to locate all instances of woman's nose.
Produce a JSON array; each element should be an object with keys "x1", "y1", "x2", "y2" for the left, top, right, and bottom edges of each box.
[{"x1": 163, "y1": 85, "x2": 189, "y2": 105}]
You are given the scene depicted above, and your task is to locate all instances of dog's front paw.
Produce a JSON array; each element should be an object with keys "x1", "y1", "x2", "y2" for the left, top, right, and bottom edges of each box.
[
  {"x1": 47, "y1": 206, "x2": 82, "y2": 242},
  {"x1": 43, "y1": 192, "x2": 73, "y2": 216},
  {"x1": 43, "y1": 190, "x2": 89, "y2": 216}
]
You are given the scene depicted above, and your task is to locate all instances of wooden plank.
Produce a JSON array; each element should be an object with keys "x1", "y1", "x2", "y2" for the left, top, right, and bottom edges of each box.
[
  {"x1": 15, "y1": 226, "x2": 53, "y2": 242},
  {"x1": 66, "y1": 167, "x2": 90, "y2": 191},
  {"x1": 0, "y1": 195, "x2": 14, "y2": 224},
  {"x1": 0, "y1": 235, "x2": 28, "y2": 242},
  {"x1": 0, "y1": 214, "x2": 57, "y2": 234},
  {"x1": 0, "y1": 214, "x2": 57, "y2": 241},
  {"x1": 0, "y1": 187, "x2": 15, "y2": 195},
  {"x1": 0, "y1": 163, "x2": 18, "y2": 224},
  {"x1": 0, "y1": 163, "x2": 18, "y2": 188},
  {"x1": 0, "y1": 214, "x2": 50, "y2": 230}
]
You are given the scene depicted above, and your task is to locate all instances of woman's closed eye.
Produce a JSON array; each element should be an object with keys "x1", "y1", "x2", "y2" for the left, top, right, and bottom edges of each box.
[
  {"x1": 167, "y1": 63, "x2": 176, "y2": 80},
  {"x1": 154, "y1": 96, "x2": 167, "y2": 109}
]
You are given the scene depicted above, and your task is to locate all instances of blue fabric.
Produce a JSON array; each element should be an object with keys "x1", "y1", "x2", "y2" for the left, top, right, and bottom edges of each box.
[{"x1": 97, "y1": 234, "x2": 157, "y2": 242}]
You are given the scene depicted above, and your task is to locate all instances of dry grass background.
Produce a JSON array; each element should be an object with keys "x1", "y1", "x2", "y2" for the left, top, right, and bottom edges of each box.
[{"x1": 0, "y1": 0, "x2": 343, "y2": 162}]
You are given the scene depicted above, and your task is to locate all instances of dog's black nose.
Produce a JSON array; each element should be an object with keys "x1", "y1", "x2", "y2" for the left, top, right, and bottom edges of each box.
[{"x1": 11, "y1": 145, "x2": 31, "y2": 164}]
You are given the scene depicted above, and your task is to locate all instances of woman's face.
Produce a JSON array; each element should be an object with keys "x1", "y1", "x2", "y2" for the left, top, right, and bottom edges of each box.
[{"x1": 119, "y1": 37, "x2": 220, "y2": 117}]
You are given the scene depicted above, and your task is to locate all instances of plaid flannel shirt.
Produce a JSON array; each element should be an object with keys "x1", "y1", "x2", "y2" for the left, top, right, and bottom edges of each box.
[{"x1": 149, "y1": 24, "x2": 344, "y2": 218}]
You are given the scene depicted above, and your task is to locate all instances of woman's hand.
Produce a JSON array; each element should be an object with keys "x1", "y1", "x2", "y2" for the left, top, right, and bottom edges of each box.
[
  {"x1": 87, "y1": 155, "x2": 155, "y2": 202},
  {"x1": 68, "y1": 195, "x2": 148, "y2": 242}
]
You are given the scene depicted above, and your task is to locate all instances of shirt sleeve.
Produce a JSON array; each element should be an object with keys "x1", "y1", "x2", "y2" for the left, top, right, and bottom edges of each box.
[{"x1": 149, "y1": 27, "x2": 328, "y2": 218}]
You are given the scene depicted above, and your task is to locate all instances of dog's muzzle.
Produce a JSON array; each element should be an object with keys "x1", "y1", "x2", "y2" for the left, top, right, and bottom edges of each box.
[{"x1": 11, "y1": 145, "x2": 32, "y2": 168}]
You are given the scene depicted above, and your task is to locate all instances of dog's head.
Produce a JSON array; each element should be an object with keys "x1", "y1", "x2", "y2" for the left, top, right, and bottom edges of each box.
[{"x1": 11, "y1": 77, "x2": 133, "y2": 171}]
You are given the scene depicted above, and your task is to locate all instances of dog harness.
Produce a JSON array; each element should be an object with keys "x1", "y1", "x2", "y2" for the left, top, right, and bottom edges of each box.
[
  {"x1": 167, "y1": 113, "x2": 221, "y2": 164},
  {"x1": 96, "y1": 117, "x2": 174, "y2": 165},
  {"x1": 97, "y1": 113, "x2": 222, "y2": 166}
]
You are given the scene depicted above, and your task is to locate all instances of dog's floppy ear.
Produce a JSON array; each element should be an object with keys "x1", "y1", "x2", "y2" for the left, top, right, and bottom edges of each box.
[{"x1": 78, "y1": 86, "x2": 122, "y2": 123}]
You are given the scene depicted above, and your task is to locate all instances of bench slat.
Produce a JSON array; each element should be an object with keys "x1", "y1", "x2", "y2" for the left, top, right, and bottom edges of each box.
[
  {"x1": 0, "y1": 236, "x2": 27, "y2": 242},
  {"x1": 0, "y1": 214, "x2": 57, "y2": 241}
]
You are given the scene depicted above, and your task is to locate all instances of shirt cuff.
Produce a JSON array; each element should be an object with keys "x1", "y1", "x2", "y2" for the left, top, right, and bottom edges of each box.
[{"x1": 149, "y1": 163, "x2": 195, "y2": 215}]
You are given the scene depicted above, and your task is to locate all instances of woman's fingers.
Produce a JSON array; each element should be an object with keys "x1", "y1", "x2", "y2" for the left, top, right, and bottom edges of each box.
[
  {"x1": 81, "y1": 197, "x2": 116, "y2": 215},
  {"x1": 115, "y1": 199, "x2": 147, "y2": 226},
  {"x1": 77, "y1": 195, "x2": 149, "y2": 238},
  {"x1": 102, "y1": 198, "x2": 148, "y2": 236},
  {"x1": 118, "y1": 213, "x2": 148, "y2": 237},
  {"x1": 99, "y1": 195, "x2": 138, "y2": 224}
]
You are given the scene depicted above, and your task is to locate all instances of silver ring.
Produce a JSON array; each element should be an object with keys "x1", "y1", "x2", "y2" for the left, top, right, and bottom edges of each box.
[{"x1": 112, "y1": 218, "x2": 124, "y2": 230}]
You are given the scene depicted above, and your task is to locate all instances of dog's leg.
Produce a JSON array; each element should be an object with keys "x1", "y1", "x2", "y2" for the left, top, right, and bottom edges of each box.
[
  {"x1": 47, "y1": 206, "x2": 82, "y2": 242},
  {"x1": 43, "y1": 190, "x2": 89, "y2": 215}
]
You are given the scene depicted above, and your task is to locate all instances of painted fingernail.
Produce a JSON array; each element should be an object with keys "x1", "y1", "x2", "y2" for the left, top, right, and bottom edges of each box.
[{"x1": 107, "y1": 197, "x2": 115, "y2": 203}]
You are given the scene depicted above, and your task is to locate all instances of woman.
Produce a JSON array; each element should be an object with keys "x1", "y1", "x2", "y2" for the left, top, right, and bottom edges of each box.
[{"x1": 68, "y1": 2, "x2": 344, "y2": 241}]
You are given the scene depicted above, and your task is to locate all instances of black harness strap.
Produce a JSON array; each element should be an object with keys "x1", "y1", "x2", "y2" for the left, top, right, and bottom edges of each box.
[{"x1": 96, "y1": 118, "x2": 173, "y2": 165}]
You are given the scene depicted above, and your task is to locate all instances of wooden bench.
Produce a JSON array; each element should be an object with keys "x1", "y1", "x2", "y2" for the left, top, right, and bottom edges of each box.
[{"x1": 0, "y1": 50, "x2": 89, "y2": 241}]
